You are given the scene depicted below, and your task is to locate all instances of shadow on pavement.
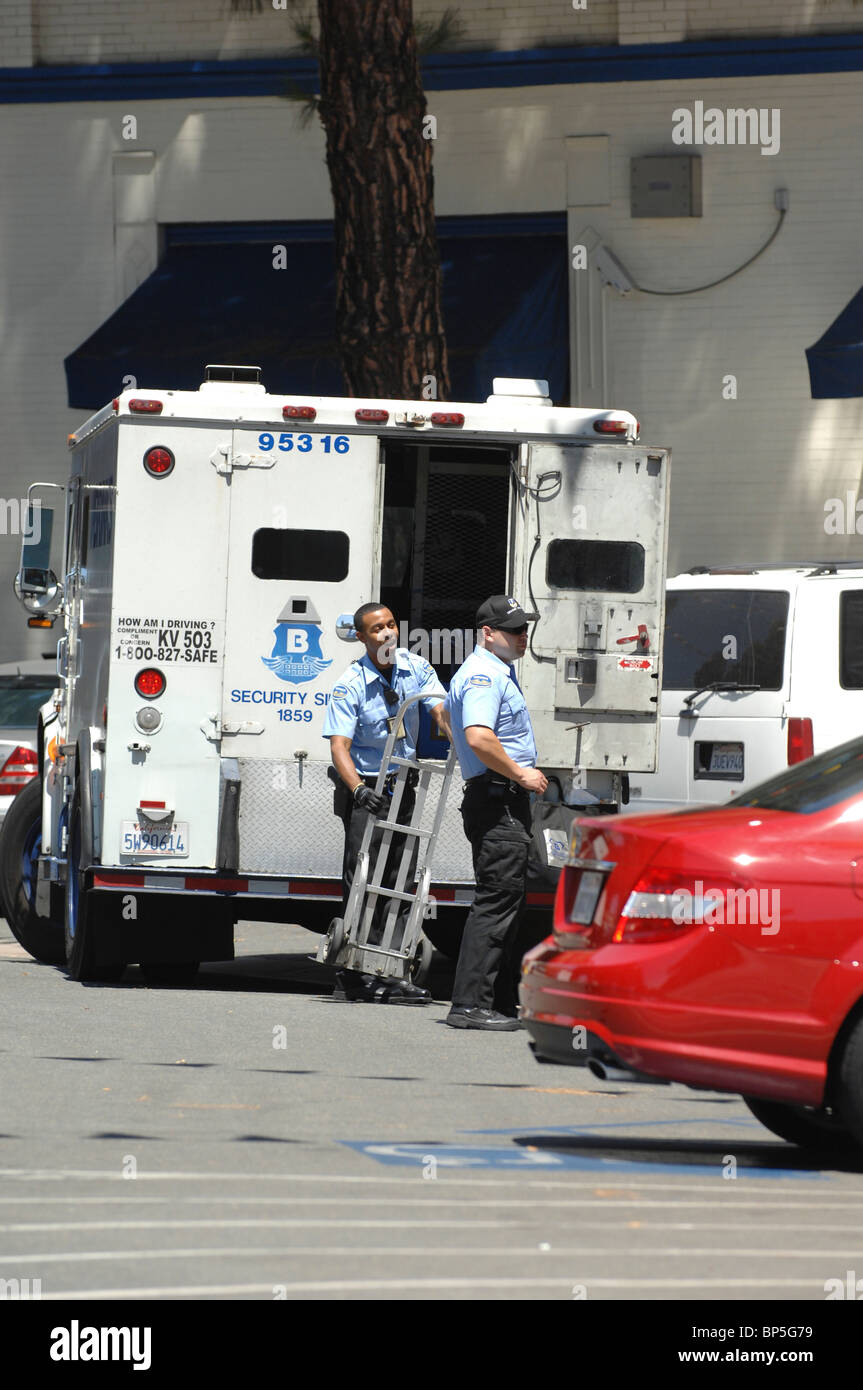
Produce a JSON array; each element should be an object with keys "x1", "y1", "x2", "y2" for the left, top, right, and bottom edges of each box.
[{"x1": 512, "y1": 1132, "x2": 863, "y2": 1174}]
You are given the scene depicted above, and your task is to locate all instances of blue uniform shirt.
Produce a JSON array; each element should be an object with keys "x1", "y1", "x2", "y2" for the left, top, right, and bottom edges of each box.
[
  {"x1": 445, "y1": 646, "x2": 537, "y2": 780},
  {"x1": 323, "y1": 648, "x2": 446, "y2": 776}
]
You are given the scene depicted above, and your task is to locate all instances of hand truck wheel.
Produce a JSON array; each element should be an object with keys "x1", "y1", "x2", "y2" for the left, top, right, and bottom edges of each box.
[
  {"x1": 321, "y1": 917, "x2": 346, "y2": 965},
  {"x1": 409, "y1": 934, "x2": 433, "y2": 986}
]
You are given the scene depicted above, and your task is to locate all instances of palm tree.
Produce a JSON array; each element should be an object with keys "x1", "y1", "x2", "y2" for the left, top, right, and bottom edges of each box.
[{"x1": 232, "y1": 0, "x2": 453, "y2": 400}]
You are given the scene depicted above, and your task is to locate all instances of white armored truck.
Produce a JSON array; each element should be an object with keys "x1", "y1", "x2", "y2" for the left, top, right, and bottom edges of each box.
[{"x1": 1, "y1": 366, "x2": 670, "y2": 983}]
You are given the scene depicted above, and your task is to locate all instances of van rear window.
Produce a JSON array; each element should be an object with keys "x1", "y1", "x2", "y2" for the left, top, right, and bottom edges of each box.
[
  {"x1": 662, "y1": 589, "x2": 789, "y2": 691},
  {"x1": 840, "y1": 591, "x2": 863, "y2": 688},
  {"x1": 252, "y1": 529, "x2": 349, "y2": 582}
]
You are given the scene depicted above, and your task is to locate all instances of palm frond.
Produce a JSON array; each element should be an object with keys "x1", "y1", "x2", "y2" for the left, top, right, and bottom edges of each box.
[{"x1": 414, "y1": 8, "x2": 465, "y2": 55}]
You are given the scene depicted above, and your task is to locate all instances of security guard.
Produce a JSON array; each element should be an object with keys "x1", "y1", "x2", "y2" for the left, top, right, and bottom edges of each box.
[
  {"x1": 444, "y1": 595, "x2": 548, "y2": 1030},
  {"x1": 323, "y1": 602, "x2": 449, "y2": 1004}
]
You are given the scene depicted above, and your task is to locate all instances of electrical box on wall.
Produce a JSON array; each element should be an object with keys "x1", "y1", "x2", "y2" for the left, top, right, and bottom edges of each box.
[{"x1": 630, "y1": 155, "x2": 702, "y2": 218}]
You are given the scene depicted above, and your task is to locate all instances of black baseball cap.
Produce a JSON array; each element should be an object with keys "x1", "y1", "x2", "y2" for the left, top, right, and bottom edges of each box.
[{"x1": 475, "y1": 595, "x2": 539, "y2": 630}]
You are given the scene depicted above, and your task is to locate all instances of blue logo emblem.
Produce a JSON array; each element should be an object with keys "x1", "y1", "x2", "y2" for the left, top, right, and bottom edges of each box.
[{"x1": 262, "y1": 620, "x2": 333, "y2": 685}]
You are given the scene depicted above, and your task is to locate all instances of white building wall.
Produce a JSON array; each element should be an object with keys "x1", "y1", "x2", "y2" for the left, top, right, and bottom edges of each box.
[
  {"x1": 13, "y1": 0, "x2": 863, "y2": 66},
  {"x1": 2, "y1": 67, "x2": 863, "y2": 659}
]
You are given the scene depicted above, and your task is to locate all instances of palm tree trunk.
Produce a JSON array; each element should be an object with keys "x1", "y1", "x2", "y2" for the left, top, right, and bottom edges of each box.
[{"x1": 317, "y1": 0, "x2": 451, "y2": 400}]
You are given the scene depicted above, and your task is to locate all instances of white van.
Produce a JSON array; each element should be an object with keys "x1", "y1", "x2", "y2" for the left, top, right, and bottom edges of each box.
[{"x1": 627, "y1": 563, "x2": 863, "y2": 813}]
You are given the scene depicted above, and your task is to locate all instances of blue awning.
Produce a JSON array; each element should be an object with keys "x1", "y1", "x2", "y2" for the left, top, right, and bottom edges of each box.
[
  {"x1": 806, "y1": 286, "x2": 863, "y2": 398},
  {"x1": 64, "y1": 216, "x2": 568, "y2": 410}
]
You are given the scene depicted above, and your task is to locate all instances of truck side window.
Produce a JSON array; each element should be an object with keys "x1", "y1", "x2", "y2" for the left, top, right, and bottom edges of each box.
[
  {"x1": 840, "y1": 591, "x2": 863, "y2": 689},
  {"x1": 251, "y1": 528, "x2": 349, "y2": 582},
  {"x1": 546, "y1": 539, "x2": 645, "y2": 593}
]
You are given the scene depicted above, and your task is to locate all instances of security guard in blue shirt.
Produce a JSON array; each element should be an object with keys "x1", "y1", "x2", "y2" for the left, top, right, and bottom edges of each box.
[
  {"x1": 323, "y1": 602, "x2": 449, "y2": 1004},
  {"x1": 444, "y1": 595, "x2": 548, "y2": 1030}
]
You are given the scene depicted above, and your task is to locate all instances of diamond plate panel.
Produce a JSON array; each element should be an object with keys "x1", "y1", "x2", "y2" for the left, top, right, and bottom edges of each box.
[{"x1": 235, "y1": 759, "x2": 474, "y2": 882}]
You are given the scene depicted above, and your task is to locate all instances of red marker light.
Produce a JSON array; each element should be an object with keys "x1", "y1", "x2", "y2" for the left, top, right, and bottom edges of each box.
[
  {"x1": 430, "y1": 412, "x2": 465, "y2": 427},
  {"x1": 283, "y1": 406, "x2": 316, "y2": 421},
  {"x1": 134, "y1": 668, "x2": 166, "y2": 700},
  {"x1": 593, "y1": 418, "x2": 629, "y2": 435},
  {"x1": 355, "y1": 408, "x2": 389, "y2": 423},
  {"x1": 787, "y1": 717, "x2": 814, "y2": 765},
  {"x1": 129, "y1": 399, "x2": 163, "y2": 414},
  {"x1": 143, "y1": 446, "x2": 174, "y2": 478}
]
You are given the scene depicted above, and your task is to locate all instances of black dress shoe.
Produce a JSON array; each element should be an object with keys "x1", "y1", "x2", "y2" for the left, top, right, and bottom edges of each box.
[
  {"x1": 446, "y1": 1007, "x2": 523, "y2": 1031},
  {"x1": 333, "y1": 969, "x2": 431, "y2": 1005}
]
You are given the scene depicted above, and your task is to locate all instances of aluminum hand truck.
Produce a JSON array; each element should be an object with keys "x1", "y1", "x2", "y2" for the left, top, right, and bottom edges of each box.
[{"x1": 316, "y1": 692, "x2": 457, "y2": 985}]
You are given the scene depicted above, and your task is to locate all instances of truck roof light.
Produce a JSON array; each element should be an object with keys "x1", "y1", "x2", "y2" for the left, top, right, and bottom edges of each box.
[
  {"x1": 143, "y1": 446, "x2": 174, "y2": 478},
  {"x1": 283, "y1": 406, "x2": 316, "y2": 421},
  {"x1": 111, "y1": 398, "x2": 119, "y2": 411},
  {"x1": 593, "y1": 418, "x2": 630, "y2": 435},
  {"x1": 355, "y1": 408, "x2": 389, "y2": 423},
  {"x1": 430, "y1": 412, "x2": 465, "y2": 427},
  {"x1": 135, "y1": 668, "x2": 166, "y2": 700},
  {"x1": 129, "y1": 399, "x2": 163, "y2": 414}
]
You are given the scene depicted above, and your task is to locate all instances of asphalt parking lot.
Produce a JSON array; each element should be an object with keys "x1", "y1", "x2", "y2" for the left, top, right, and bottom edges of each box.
[{"x1": 2, "y1": 916, "x2": 863, "y2": 1304}]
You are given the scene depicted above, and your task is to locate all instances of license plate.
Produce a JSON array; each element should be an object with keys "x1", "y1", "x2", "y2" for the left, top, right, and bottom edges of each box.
[
  {"x1": 570, "y1": 869, "x2": 605, "y2": 925},
  {"x1": 709, "y1": 743, "x2": 744, "y2": 775},
  {"x1": 121, "y1": 821, "x2": 189, "y2": 857}
]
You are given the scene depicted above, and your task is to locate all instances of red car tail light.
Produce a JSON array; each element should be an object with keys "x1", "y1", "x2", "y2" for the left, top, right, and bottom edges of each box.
[
  {"x1": 612, "y1": 868, "x2": 745, "y2": 945},
  {"x1": 0, "y1": 745, "x2": 38, "y2": 795},
  {"x1": 787, "y1": 717, "x2": 813, "y2": 765}
]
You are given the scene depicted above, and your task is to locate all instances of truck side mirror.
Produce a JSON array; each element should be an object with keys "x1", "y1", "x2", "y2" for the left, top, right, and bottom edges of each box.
[{"x1": 14, "y1": 505, "x2": 63, "y2": 614}]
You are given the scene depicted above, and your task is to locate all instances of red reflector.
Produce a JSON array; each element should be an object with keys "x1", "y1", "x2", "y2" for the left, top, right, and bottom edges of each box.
[
  {"x1": 143, "y1": 446, "x2": 174, "y2": 478},
  {"x1": 355, "y1": 408, "x2": 389, "y2": 423},
  {"x1": 282, "y1": 405, "x2": 317, "y2": 421},
  {"x1": 135, "y1": 668, "x2": 166, "y2": 699},
  {"x1": 593, "y1": 418, "x2": 629, "y2": 435},
  {"x1": 788, "y1": 717, "x2": 814, "y2": 765},
  {"x1": 139, "y1": 800, "x2": 166, "y2": 808},
  {"x1": 111, "y1": 398, "x2": 119, "y2": 411},
  {"x1": 0, "y1": 745, "x2": 38, "y2": 796},
  {"x1": 129, "y1": 399, "x2": 163, "y2": 414},
  {"x1": 430, "y1": 412, "x2": 465, "y2": 427}
]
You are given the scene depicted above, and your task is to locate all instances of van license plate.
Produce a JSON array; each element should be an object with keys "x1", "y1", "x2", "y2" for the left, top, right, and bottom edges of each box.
[
  {"x1": 121, "y1": 822, "x2": 189, "y2": 856},
  {"x1": 709, "y1": 743, "x2": 744, "y2": 776}
]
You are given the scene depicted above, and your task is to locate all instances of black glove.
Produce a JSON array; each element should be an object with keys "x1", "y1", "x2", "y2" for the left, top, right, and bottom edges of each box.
[{"x1": 353, "y1": 784, "x2": 387, "y2": 816}]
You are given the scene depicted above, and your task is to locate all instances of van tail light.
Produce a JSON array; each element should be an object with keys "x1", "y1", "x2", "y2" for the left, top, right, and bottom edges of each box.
[
  {"x1": 611, "y1": 868, "x2": 743, "y2": 945},
  {"x1": 787, "y1": 717, "x2": 813, "y2": 765},
  {"x1": 0, "y1": 746, "x2": 38, "y2": 796}
]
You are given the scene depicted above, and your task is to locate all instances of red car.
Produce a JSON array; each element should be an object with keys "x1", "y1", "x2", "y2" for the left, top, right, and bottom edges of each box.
[{"x1": 520, "y1": 735, "x2": 863, "y2": 1153}]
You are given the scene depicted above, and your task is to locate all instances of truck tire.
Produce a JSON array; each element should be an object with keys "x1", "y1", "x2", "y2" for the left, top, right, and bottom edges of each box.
[
  {"x1": 0, "y1": 778, "x2": 65, "y2": 965},
  {"x1": 64, "y1": 784, "x2": 124, "y2": 983},
  {"x1": 743, "y1": 1096, "x2": 858, "y2": 1153}
]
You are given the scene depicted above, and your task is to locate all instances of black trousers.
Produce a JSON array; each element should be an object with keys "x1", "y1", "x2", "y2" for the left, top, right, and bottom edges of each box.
[
  {"x1": 451, "y1": 779, "x2": 532, "y2": 1013},
  {"x1": 337, "y1": 780, "x2": 418, "y2": 951}
]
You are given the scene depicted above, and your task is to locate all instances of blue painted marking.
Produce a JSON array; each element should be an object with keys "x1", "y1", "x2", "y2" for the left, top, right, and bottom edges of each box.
[{"x1": 341, "y1": 1141, "x2": 824, "y2": 1179}]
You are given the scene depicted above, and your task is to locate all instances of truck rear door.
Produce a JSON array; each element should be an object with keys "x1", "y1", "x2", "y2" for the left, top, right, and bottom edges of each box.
[
  {"x1": 219, "y1": 425, "x2": 382, "y2": 875},
  {"x1": 508, "y1": 441, "x2": 670, "y2": 788}
]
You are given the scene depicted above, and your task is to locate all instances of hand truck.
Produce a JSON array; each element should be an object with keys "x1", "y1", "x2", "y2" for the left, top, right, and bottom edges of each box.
[{"x1": 316, "y1": 692, "x2": 457, "y2": 985}]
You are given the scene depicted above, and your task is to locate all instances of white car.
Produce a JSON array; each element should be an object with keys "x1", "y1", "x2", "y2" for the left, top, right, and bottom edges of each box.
[
  {"x1": 627, "y1": 563, "x2": 863, "y2": 813},
  {"x1": 0, "y1": 658, "x2": 58, "y2": 824}
]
